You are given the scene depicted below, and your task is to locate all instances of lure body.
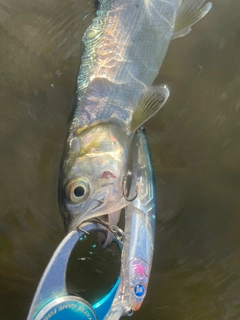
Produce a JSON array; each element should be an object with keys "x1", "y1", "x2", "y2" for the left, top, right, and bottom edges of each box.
[{"x1": 105, "y1": 128, "x2": 156, "y2": 318}]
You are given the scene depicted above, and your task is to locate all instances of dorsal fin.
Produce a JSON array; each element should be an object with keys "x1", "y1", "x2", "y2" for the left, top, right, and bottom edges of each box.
[{"x1": 172, "y1": 0, "x2": 212, "y2": 39}]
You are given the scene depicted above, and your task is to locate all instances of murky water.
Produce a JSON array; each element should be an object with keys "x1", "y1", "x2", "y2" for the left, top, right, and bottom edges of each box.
[{"x1": 0, "y1": 0, "x2": 240, "y2": 319}]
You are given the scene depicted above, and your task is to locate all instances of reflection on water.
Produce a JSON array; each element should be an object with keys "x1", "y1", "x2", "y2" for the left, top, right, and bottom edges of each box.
[{"x1": 0, "y1": 0, "x2": 240, "y2": 319}]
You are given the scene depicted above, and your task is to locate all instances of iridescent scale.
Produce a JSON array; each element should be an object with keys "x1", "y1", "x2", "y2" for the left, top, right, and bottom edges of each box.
[{"x1": 70, "y1": 0, "x2": 178, "y2": 136}]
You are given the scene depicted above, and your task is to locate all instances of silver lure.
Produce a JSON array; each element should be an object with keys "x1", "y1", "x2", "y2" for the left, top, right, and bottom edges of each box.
[{"x1": 105, "y1": 128, "x2": 156, "y2": 319}]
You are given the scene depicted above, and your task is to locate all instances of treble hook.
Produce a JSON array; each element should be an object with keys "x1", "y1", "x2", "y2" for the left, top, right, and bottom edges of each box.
[
  {"x1": 85, "y1": 217, "x2": 125, "y2": 243},
  {"x1": 77, "y1": 226, "x2": 90, "y2": 235},
  {"x1": 122, "y1": 171, "x2": 138, "y2": 202}
]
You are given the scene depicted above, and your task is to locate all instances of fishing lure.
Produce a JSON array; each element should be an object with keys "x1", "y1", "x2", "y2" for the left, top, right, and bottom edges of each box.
[{"x1": 105, "y1": 128, "x2": 156, "y2": 318}]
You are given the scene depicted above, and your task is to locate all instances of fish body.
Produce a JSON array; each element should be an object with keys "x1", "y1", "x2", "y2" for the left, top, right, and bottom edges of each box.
[
  {"x1": 72, "y1": 0, "x2": 212, "y2": 131},
  {"x1": 59, "y1": 0, "x2": 212, "y2": 230},
  {"x1": 72, "y1": 0, "x2": 178, "y2": 131}
]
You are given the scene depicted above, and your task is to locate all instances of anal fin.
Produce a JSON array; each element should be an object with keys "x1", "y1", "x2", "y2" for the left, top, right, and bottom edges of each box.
[{"x1": 172, "y1": 0, "x2": 212, "y2": 40}]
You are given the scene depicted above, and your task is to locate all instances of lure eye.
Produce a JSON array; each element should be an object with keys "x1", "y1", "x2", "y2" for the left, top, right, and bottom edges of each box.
[{"x1": 66, "y1": 178, "x2": 90, "y2": 204}]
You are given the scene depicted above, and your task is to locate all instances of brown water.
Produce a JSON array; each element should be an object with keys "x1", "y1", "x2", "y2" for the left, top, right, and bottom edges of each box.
[{"x1": 0, "y1": 0, "x2": 240, "y2": 319}]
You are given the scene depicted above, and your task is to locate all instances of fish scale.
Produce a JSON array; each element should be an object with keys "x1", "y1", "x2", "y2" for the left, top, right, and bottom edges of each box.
[{"x1": 71, "y1": 0, "x2": 177, "y2": 133}]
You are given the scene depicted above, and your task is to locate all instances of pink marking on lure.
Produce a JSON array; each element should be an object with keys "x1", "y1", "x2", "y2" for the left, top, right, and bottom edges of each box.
[
  {"x1": 133, "y1": 263, "x2": 147, "y2": 278},
  {"x1": 101, "y1": 171, "x2": 117, "y2": 179}
]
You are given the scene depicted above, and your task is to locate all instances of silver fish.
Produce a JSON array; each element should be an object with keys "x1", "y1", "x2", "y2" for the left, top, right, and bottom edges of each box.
[{"x1": 58, "y1": 0, "x2": 212, "y2": 231}]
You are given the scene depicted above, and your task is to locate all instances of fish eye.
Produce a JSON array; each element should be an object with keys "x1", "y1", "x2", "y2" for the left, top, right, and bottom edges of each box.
[
  {"x1": 73, "y1": 186, "x2": 85, "y2": 197},
  {"x1": 66, "y1": 178, "x2": 90, "y2": 204}
]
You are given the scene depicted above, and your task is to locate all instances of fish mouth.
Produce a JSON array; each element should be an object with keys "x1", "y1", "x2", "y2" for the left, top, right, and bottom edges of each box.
[{"x1": 65, "y1": 196, "x2": 107, "y2": 231}]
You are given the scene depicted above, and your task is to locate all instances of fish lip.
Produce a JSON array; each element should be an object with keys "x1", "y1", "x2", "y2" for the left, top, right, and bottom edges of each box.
[{"x1": 65, "y1": 195, "x2": 107, "y2": 231}]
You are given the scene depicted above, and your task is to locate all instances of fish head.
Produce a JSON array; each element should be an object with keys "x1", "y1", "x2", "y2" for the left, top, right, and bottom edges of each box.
[{"x1": 58, "y1": 123, "x2": 129, "y2": 231}]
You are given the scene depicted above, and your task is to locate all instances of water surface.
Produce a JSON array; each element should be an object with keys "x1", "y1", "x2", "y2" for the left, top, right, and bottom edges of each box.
[{"x1": 0, "y1": 0, "x2": 240, "y2": 319}]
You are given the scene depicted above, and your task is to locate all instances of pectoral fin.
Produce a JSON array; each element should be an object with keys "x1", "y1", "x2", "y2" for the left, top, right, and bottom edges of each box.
[
  {"x1": 172, "y1": 0, "x2": 212, "y2": 40},
  {"x1": 130, "y1": 85, "x2": 170, "y2": 132}
]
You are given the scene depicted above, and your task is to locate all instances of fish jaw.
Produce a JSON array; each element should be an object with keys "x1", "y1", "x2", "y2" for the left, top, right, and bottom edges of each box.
[
  {"x1": 58, "y1": 122, "x2": 129, "y2": 231},
  {"x1": 65, "y1": 197, "x2": 127, "y2": 232}
]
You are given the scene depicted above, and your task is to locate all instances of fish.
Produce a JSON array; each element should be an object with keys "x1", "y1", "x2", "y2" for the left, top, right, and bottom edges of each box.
[
  {"x1": 105, "y1": 128, "x2": 156, "y2": 319},
  {"x1": 58, "y1": 0, "x2": 212, "y2": 231}
]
